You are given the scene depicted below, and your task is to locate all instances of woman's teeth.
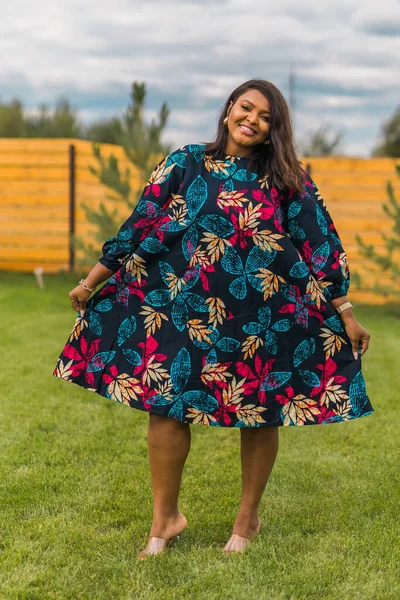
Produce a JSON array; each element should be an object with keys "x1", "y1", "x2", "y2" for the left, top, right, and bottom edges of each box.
[{"x1": 239, "y1": 124, "x2": 256, "y2": 135}]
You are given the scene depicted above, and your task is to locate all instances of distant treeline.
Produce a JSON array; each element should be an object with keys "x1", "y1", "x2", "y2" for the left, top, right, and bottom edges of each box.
[{"x1": 0, "y1": 96, "x2": 123, "y2": 145}]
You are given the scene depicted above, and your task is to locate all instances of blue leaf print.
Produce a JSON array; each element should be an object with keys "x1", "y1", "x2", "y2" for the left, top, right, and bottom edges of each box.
[
  {"x1": 170, "y1": 151, "x2": 187, "y2": 168},
  {"x1": 185, "y1": 293, "x2": 209, "y2": 312},
  {"x1": 140, "y1": 238, "x2": 169, "y2": 253},
  {"x1": 243, "y1": 322, "x2": 264, "y2": 335},
  {"x1": 171, "y1": 295, "x2": 188, "y2": 331},
  {"x1": 160, "y1": 220, "x2": 188, "y2": 233},
  {"x1": 189, "y1": 143, "x2": 205, "y2": 162},
  {"x1": 122, "y1": 348, "x2": 142, "y2": 366},
  {"x1": 206, "y1": 348, "x2": 218, "y2": 364},
  {"x1": 95, "y1": 299, "x2": 115, "y2": 312},
  {"x1": 170, "y1": 348, "x2": 191, "y2": 394},
  {"x1": 117, "y1": 229, "x2": 134, "y2": 242},
  {"x1": 182, "y1": 265, "x2": 201, "y2": 289},
  {"x1": 221, "y1": 246, "x2": 244, "y2": 275},
  {"x1": 311, "y1": 241, "x2": 329, "y2": 273},
  {"x1": 87, "y1": 351, "x2": 116, "y2": 373},
  {"x1": 260, "y1": 371, "x2": 291, "y2": 391},
  {"x1": 229, "y1": 276, "x2": 247, "y2": 299},
  {"x1": 288, "y1": 220, "x2": 306, "y2": 240},
  {"x1": 159, "y1": 261, "x2": 175, "y2": 285},
  {"x1": 349, "y1": 371, "x2": 369, "y2": 416},
  {"x1": 329, "y1": 232, "x2": 342, "y2": 246},
  {"x1": 181, "y1": 390, "x2": 218, "y2": 412},
  {"x1": 316, "y1": 203, "x2": 328, "y2": 235},
  {"x1": 182, "y1": 225, "x2": 198, "y2": 260},
  {"x1": 197, "y1": 214, "x2": 235, "y2": 237},
  {"x1": 186, "y1": 175, "x2": 208, "y2": 219},
  {"x1": 271, "y1": 319, "x2": 292, "y2": 332},
  {"x1": 232, "y1": 169, "x2": 257, "y2": 182},
  {"x1": 299, "y1": 369, "x2": 320, "y2": 388},
  {"x1": 290, "y1": 262, "x2": 310, "y2": 278},
  {"x1": 288, "y1": 200, "x2": 302, "y2": 218},
  {"x1": 324, "y1": 315, "x2": 344, "y2": 333},
  {"x1": 168, "y1": 399, "x2": 184, "y2": 420},
  {"x1": 145, "y1": 289, "x2": 171, "y2": 307},
  {"x1": 118, "y1": 316, "x2": 137, "y2": 346},
  {"x1": 264, "y1": 331, "x2": 278, "y2": 355},
  {"x1": 222, "y1": 179, "x2": 234, "y2": 192},
  {"x1": 247, "y1": 274, "x2": 263, "y2": 292},
  {"x1": 147, "y1": 394, "x2": 173, "y2": 406},
  {"x1": 192, "y1": 327, "x2": 219, "y2": 349},
  {"x1": 137, "y1": 199, "x2": 164, "y2": 219},
  {"x1": 88, "y1": 311, "x2": 102, "y2": 335},
  {"x1": 246, "y1": 246, "x2": 276, "y2": 272},
  {"x1": 293, "y1": 338, "x2": 316, "y2": 367},
  {"x1": 258, "y1": 306, "x2": 271, "y2": 327},
  {"x1": 216, "y1": 337, "x2": 240, "y2": 352}
]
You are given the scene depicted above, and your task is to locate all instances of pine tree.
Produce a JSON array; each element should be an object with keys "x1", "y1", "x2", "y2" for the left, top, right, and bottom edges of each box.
[
  {"x1": 353, "y1": 165, "x2": 400, "y2": 299},
  {"x1": 78, "y1": 82, "x2": 171, "y2": 264}
]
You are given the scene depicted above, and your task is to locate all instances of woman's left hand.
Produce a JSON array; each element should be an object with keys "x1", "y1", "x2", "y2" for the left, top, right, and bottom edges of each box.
[{"x1": 341, "y1": 315, "x2": 371, "y2": 360}]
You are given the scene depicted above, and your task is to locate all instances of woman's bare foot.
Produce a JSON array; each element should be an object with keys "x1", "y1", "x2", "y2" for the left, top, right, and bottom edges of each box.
[
  {"x1": 136, "y1": 512, "x2": 187, "y2": 560},
  {"x1": 223, "y1": 514, "x2": 261, "y2": 553}
]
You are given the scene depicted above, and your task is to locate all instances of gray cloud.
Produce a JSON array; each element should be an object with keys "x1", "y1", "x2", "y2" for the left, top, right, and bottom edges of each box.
[{"x1": 1, "y1": 0, "x2": 399, "y2": 155}]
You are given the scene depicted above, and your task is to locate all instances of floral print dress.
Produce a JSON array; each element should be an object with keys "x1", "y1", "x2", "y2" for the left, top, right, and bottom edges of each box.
[{"x1": 54, "y1": 144, "x2": 374, "y2": 427}]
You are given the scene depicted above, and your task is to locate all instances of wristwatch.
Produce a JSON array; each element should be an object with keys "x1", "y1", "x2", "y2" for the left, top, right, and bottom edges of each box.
[{"x1": 336, "y1": 301, "x2": 353, "y2": 314}]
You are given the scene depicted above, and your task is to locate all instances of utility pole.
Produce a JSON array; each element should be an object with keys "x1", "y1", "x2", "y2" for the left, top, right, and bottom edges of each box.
[{"x1": 289, "y1": 66, "x2": 296, "y2": 141}]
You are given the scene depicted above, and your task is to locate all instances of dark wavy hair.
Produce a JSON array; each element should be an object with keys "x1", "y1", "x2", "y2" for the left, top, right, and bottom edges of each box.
[{"x1": 204, "y1": 78, "x2": 306, "y2": 195}]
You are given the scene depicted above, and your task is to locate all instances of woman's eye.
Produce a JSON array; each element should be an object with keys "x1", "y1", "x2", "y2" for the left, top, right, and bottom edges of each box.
[{"x1": 241, "y1": 105, "x2": 250, "y2": 110}]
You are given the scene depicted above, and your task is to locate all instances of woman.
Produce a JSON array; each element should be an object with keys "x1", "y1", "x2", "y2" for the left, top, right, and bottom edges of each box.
[{"x1": 54, "y1": 78, "x2": 374, "y2": 558}]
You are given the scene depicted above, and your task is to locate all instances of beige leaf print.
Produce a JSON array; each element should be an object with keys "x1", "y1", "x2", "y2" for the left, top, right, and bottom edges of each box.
[
  {"x1": 205, "y1": 297, "x2": 227, "y2": 328},
  {"x1": 107, "y1": 374, "x2": 143, "y2": 405},
  {"x1": 241, "y1": 335, "x2": 264, "y2": 360},
  {"x1": 125, "y1": 254, "x2": 147, "y2": 284},
  {"x1": 282, "y1": 395, "x2": 320, "y2": 426},
  {"x1": 236, "y1": 404, "x2": 268, "y2": 426},
  {"x1": 139, "y1": 306, "x2": 169, "y2": 337}
]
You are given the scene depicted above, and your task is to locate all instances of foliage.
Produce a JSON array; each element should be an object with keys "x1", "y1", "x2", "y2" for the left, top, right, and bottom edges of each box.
[
  {"x1": 78, "y1": 82, "x2": 171, "y2": 265},
  {"x1": 353, "y1": 164, "x2": 400, "y2": 298},
  {"x1": 85, "y1": 116, "x2": 124, "y2": 145},
  {"x1": 0, "y1": 96, "x2": 82, "y2": 138},
  {"x1": 372, "y1": 105, "x2": 400, "y2": 158},
  {"x1": 301, "y1": 123, "x2": 344, "y2": 157}
]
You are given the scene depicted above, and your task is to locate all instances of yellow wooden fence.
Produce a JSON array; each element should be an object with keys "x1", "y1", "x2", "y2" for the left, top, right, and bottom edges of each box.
[{"x1": 0, "y1": 138, "x2": 399, "y2": 305}]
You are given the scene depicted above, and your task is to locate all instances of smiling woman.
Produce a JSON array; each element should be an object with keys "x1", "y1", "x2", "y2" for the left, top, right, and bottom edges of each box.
[{"x1": 53, "y1": 77, "x2": 374, "y2": 559}]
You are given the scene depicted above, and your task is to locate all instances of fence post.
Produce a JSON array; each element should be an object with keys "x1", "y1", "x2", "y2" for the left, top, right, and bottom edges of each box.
[
  {"x1": 68, "y1": 144, "x2": 76, "y2": 271},
  {"x1": 305, "y1": 163, "x2": 312, "y2": 177}
]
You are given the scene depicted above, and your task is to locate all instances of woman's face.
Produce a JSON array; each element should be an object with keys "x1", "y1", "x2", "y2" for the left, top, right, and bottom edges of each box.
[{"x1": 224, "y1": 88, "x2": 271, "y2": 157}]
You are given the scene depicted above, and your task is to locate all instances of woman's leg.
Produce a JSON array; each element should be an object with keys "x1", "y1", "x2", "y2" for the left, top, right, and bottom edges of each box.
[
  {"x1": 224, "y1": 426, "x2": 279, "y2": 552},
  {"x1": 137, "y1": 413, "x2": 190, "y2": 557}
]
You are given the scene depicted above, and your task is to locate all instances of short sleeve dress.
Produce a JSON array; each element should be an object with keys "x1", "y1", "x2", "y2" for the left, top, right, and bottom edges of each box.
[{"x1": 53, "y1": 144, "x2": 374, "y2": 427}]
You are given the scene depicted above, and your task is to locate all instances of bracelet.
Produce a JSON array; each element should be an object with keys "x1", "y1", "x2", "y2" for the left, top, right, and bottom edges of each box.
[
  {"x1": 79, "y1": 279, "x2": 95, "y2": 292},
  {"x1": 336, "y1": 301, "x2": 353, "y2": 314}
]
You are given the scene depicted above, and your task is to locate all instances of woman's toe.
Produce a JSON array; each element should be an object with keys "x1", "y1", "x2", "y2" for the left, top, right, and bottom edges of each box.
[{"x1": 136, "y1": 536, "x2": 168, "y2": 559}]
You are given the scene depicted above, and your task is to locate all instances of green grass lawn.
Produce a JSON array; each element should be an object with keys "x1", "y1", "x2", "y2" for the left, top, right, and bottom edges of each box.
[{"x1": 0, "y1": 272, "x2": 399, "y2": 600}]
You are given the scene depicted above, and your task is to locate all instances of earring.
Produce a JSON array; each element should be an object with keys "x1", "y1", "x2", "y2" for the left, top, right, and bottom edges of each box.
[
  {"x1": 223, "y1": 116, "x2": 228, "y2": 125},
  {"x1": 263, "y1": 137, "x2": 270, "y2": 145}
]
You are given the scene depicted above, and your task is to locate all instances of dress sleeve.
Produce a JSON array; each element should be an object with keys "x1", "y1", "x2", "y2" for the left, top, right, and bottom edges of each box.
[
  {"x1": 98, "y1": 146, "x2": 189, "y2": 272},
  {"x1": 285, "y1": 169, "x2": 350, "y2": 301}
]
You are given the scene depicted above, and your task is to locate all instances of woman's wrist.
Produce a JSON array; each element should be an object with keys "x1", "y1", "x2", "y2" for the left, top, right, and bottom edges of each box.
[
  {"x1": 81, "y1": 262, "x2": 115, "y2": 290},
  {"x1": 330, "y1": 296, "x2": 355, "y2": 322}
]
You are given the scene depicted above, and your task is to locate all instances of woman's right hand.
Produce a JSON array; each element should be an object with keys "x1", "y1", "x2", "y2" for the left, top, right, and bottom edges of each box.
[{"x1": 68, "y1": 285, "x2": 92, "y2": 317}]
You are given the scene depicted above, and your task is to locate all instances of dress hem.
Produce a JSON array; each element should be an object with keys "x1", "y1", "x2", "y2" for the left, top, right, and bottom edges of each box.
[{"x1": 53, "y1": 372, "x2": 374, "y2": 429}]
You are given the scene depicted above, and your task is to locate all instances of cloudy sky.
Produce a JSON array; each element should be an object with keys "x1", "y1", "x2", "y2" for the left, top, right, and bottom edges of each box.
[{"x1": 2, "y1": 0, "x2": 400, "y2": 156}]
